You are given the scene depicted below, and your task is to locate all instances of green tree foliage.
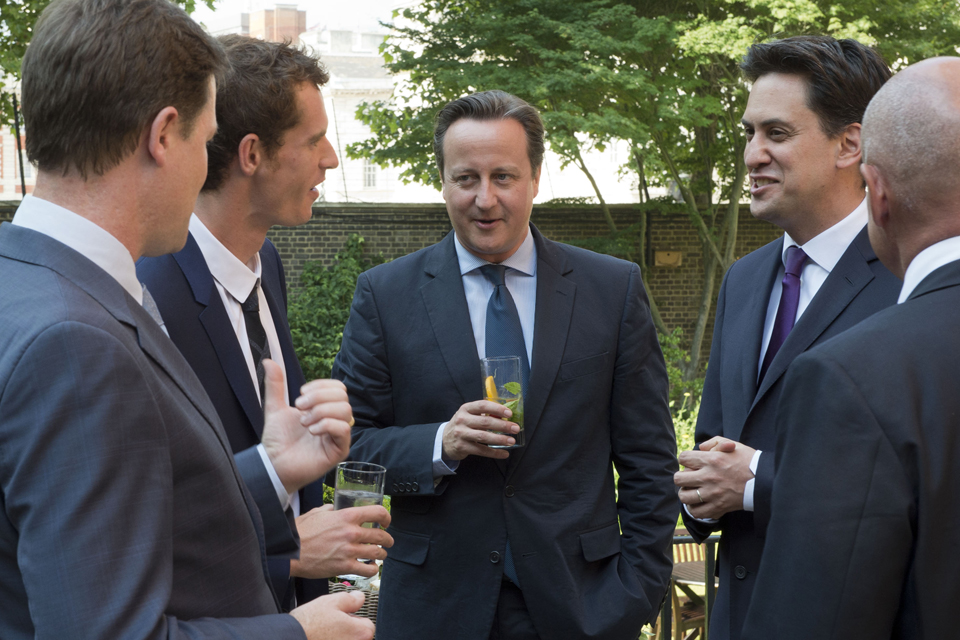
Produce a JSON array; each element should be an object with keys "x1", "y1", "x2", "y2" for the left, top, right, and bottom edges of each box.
[
  {"x1": 0, "y1": 0, "x2": 211, "y2": 127},
  {"x1": 349, "y1": 0, "x2": 960, "y2": 378},
  {"x1": 288, "y1": 235, "x2": 386, "y2": 381}
]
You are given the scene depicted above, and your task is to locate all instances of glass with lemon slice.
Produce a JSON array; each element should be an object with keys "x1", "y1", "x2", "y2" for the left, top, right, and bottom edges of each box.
[{"x1": 480, "y1": 356, "x2": 524, "y2": 449}]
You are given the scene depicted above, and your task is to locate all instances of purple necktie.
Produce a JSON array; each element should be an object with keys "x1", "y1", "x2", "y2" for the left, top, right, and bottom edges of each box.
[{"x1": 759, "y1": 245, "x2": 808, "y2": 382}]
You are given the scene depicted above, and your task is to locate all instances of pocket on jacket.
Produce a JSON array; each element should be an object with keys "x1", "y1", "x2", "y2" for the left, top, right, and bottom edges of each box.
[
  {"x1": 579, "y1": 521, "x2": 621, "y2": 562},
  {"x1": 559, "y1": 352, "x2": 610, "y2": 381},
  {"x1": 387, "y1": 526, "x2": 431, "y2": 566}
]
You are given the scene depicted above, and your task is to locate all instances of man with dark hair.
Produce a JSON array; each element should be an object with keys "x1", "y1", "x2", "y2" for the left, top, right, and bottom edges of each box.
[
  {"x1": 743, "y1": 55, "x2": 960, "y2": 640},
  {"x1": 0, "y1": 1, "x2": 373, "y2": 638},
  {"x1": 138, "y1": 34, "x2": 393, "y2": 610},
  {"x1": 332, "y1": 89, "x2": 678, "y2": 640},
  {"x1": 674, "y1": 35, "x2": 901, "y2": 640}
]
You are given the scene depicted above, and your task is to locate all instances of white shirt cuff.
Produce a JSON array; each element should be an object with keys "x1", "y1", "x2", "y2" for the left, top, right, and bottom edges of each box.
[
  {"x1": 742, "y1": 449, "x2": 762, "y2": 512},
  {"x1": 257, "y1": 443, "x2": 294, "y2": 510},
  {"x1": 432, "y1": 422, "x2": 459, "y2": 477}
]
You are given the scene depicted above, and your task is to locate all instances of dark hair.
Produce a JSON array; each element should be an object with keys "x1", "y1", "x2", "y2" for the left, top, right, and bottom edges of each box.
[
  {"x1": 21, "y1": 0, "x2": 226, "y2": 179},
  {"x1": 203, "y1": 35, "x2": 330, "y2": 191},
  {"x1": 433, "y1": 90, "x2": 544, "y2": 177},
  {"x1": 741, "y1": 36, "x2": 891, "y2": 137}
]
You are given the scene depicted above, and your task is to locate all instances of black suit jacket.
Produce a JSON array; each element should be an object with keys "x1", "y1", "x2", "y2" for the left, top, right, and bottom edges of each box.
[
  {"x1": 137, "y1": 234, "x2": 328, "y2": 606},
  {"x1": 683, "y1": 227, "x2": 900, "y2": 640},
  {"x1": 742, "y1": 258, "x2": 960, "y2": 639},
  {"x1": 331, "y1": 226, "x2": 678, "y2": 640}
]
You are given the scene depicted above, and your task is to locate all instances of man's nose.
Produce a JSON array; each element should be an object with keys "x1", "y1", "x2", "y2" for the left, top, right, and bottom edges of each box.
[
  {"x1": 744, "y1": 135, "x2": 769, "y2": 169},
  {"x1": 475, "y1": 179, "x2": 496, "y2": 209}
]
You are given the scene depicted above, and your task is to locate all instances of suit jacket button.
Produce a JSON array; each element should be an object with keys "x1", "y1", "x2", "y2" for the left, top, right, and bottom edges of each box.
[
  {"x1": 392, "y1": 483, "x2": 399, "y2": 493},
  {"x1": 405, "y1": 482, "x2": 413, "y2": 492},
  {"x1": 504, "y1": 485, "x2": 515, "y2": 497},
  {"x1": 490, "y1": 551, "x2": 501, "y2": 564},
  {"x1": 735, "y1": 565, "x2": 747, "y2": 580},
  {"x1": 412, "y1": 481, "x2": 420, "y2": 492}
]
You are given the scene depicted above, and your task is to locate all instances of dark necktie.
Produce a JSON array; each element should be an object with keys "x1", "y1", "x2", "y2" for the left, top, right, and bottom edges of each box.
[
  {"x1": 759, "y1": 246, "x2": 808, "y2": 382},
  {"x1": 479, "y1": 263, "x2": 528, "y2": 587},
  {"x1": 479, "y1": 264, "x2": 530, "y2": 396},
  {"x1": 242, "y1": 280, "x2": 271, "y2": 404}
]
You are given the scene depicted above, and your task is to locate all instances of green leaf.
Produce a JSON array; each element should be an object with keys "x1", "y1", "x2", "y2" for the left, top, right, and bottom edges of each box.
[{"x1": 503, "y1": 381, "x2": 522, "y2": 395}]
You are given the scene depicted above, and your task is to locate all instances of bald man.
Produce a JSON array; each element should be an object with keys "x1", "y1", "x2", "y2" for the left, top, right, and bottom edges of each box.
[{"x1": 741, "y1": 56, "x2": 960, "y2": 639}]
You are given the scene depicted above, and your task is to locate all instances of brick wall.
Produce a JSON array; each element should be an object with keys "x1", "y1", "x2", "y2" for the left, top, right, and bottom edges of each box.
[{"x1": 0, "y1": 201, "x2": 781, "y2": 362}]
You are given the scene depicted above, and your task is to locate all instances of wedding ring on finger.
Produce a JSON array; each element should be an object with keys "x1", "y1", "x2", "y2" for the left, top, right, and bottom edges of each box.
[{"x1": 696, "y1": 488, "x2": 704, "y2": 504}]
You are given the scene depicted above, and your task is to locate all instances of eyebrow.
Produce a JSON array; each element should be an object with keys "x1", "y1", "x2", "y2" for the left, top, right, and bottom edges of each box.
[
  {"x1": 308, "y1": 131, "x2": 327, "y2": 144},
  {"x1": 741, "y1": 117, "x2": 792, "y2": 128}
]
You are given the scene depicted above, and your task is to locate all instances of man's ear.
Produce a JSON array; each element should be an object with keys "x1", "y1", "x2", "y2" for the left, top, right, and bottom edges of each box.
[
  {"x1": 861, "y1": 163, "x2": 890, "y2": 229},
  {"x1": 146, "y1": 106, "x2": 180, "y2": 168},
  {"x1": 836, "y1": 122, "x2": 862, "y2": 170},
  {"x1": 532, "y1": 164, "x2": 542, "y2": 198},
  {"x1": 238, "y1": 133, "x2": 262, "y2": 176}
]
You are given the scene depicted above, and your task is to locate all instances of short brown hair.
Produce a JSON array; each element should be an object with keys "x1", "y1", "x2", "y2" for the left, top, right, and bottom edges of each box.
[
  {"x1": 203, "y1": 36, "x2": 330, "y2": 191},
  {"x1": 22, "y1": 0, "x2": 225, "y2": 179},
  {"x1": 433, "y1": 90, "x2": 544, "y2": 177},
  {"x1": 741, "y1": 36, "x2": 891, "y2": 138}
]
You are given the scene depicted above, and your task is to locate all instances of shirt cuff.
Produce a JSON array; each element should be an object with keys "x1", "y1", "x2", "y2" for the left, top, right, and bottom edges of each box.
[
  {"x1": 742, "y1": 449, "x2": 762, "y2": 512},
  {"x1": 432, "y1": 422, "x2": 459, "y2": 477},
  {"x1": 683, "y1": 502, "x2": 717, "y2": 524},
  {"x1": 257, "y1": 443, "x2": 293, "y2": 510}
]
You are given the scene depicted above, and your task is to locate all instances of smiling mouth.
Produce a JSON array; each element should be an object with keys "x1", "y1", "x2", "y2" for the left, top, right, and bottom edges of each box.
[{"x1": 752, "y1": 177, "x2": 777, "y2": 188}]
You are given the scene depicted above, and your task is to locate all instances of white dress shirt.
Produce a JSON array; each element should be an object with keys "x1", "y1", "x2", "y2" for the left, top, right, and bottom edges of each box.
[
  {"x1": 12, "y1": 194, "x2": 143, "y2": 303},
  {"x1": 432, "y1": 229, "x2": 538, "y2": 476},
  {"x1": 189, "y1": 215, "x2": 298, "y2": 514},
  {"x1": 898, "y1": 235, "x2": 960, "y2": 303}
]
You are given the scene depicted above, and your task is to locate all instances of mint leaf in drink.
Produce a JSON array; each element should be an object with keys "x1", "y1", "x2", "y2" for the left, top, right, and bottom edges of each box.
[
  {"x1": 503, "y1": 382, "x2": 522, "y2": 395},
  {"x1": 504, "y1": 399, "x2": 519, "y2": 412}
]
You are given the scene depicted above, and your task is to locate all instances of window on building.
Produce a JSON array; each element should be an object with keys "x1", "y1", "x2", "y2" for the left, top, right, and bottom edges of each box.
[
  {"x1": 363, "y1": 158, "x2": 378, "y2": 189},
  {"x1": 14, "y1": 150, "x2": 33, "y2": 180}
]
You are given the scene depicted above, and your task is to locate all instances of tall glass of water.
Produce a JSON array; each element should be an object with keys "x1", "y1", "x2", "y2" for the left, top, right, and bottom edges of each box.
[{"x1": 334, "y1": 461, "x2": 386, "y2": 523}]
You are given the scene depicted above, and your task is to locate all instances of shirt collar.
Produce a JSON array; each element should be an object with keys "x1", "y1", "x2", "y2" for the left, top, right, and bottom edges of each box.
[
  {"x1": 454, "y1": 226, "x2": 537, "y2": 277},
  {"x1": 898, "y1": 235, "x2": 960, "y2": 303},
  {"x1": 11, "y1": 194, "x2": 143, "y2": 303},
  {"x1": 783, "y1": 198, "x2": 867, "y2": 273},
  {"x1": 189, "y1": 214, "x2": 262, "y2": 302}
]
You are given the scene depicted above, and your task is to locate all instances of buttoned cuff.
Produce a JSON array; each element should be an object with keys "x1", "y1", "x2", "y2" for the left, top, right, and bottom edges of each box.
[{"x1": 257, "y1": 443, "x2": 294, "y2": 510}]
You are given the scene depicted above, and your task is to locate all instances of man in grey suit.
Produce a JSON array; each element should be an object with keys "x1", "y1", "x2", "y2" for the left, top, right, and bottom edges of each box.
[
  {"x1": 0, "y1": 0, "x2": 372, "y2": 638},
  {"x1": 674, "y1": 36, "x2": 900, "y2": 640},
  {"x1": 333, "y1": 90, "x2": 677, "y2": 640},
  {"x1": 743, "y1": 56, "x2": 960, "y2": 639}
]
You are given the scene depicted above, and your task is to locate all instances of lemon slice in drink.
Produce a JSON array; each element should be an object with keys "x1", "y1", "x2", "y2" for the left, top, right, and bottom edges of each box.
[{"x1": 484, "y1": 375, "x2": 497, "y2": 401}]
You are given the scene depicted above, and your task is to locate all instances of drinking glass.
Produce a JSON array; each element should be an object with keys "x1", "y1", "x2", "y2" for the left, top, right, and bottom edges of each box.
[{"x1": 481, "y1": 355, "x2": 524, "y2": 449}]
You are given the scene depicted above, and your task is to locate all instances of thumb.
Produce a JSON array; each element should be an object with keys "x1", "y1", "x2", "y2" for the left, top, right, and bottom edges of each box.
[
  {"x1": 261, "y1": 359, "x2": 287, "y2": 414},
  {"x1": 330, "y1": 589, "x2": 365, "y2": 613}
]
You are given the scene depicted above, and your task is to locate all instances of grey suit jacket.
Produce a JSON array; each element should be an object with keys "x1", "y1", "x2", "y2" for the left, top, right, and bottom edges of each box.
[
  {"x1": 332, "y1": 226, "x2": 678, "y2": 640},
  {"x1": 743, "y1": 259, "x2": 960, "y2": 639},
  {"x1": 0, "y1": 223, "x2": 305, "y2": 640},
  {"x1": 684, "y1": 227, "x2": 900, "y2": 640}
]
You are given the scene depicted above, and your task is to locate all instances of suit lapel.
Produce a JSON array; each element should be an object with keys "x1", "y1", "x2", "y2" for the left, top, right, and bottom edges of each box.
[
  {"x1": 260, "y1": 245, "x2": 307, "y2": 401},
  {"x1": 420, "y1": 232, "x2": 482, "y2": 408},
  {"x1": 506, "y1": 227, "x2": 575, "y2": 476},
  {"x1": 175, "y1": 235, "x2": 265, "y2": 436},
  {"x1": 753, "y1": 227, "x2": 876, "y2": 404},
  {"x1": 732, "y1": 241, "x2": 782, "y2": 436}
]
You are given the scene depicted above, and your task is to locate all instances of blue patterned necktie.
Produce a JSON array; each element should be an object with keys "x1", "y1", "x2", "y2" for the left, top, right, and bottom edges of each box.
[{"x1": 479, "y1": 263, "x2": 527, "y2": 587}]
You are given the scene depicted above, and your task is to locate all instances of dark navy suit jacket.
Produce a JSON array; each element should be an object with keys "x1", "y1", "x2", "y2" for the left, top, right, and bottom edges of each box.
[
  {"x1": 332, "y1": 225, "x2": 678, "y2": 640},
  {"x1": 683, "y1": 227, "x2": 900, "y2": 640},
  {"x1": 138, "y1": 234, "x2": 328, "y2": 607}
]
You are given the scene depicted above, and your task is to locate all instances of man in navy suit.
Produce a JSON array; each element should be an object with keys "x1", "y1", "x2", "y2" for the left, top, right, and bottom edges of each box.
[
  {"x1": 138, "y1": 35, "x2": 392, "y2": 609},
  {"x1": 0, "y1": 1, "x2": 371, "y2": 638},
  {"x1": 743, "y1": 55, "x2": 960, "y2": 640},
  {"x1": 332, "y1": 90, "x2": 678, "y2": 640},
  {"x1": 674, "y1": 36, "x2": 901, "y2": 640}
]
